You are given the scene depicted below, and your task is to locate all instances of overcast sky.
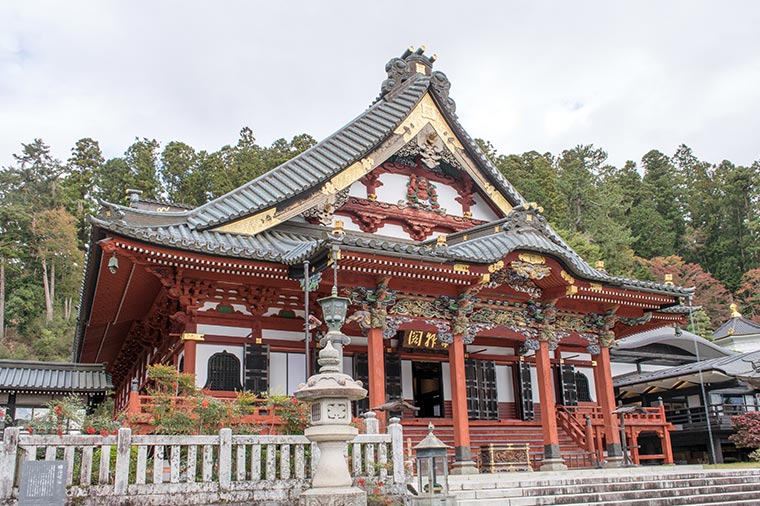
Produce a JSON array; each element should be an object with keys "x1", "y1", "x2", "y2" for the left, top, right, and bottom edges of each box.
[{"x1": 1, "y1": 1, "x2": 759, "y2": 171}]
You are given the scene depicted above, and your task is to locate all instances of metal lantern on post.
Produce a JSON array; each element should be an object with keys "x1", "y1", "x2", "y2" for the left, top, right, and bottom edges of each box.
[
  {"x1": 318, "y1": 286, "x2": 350, "y2": 332},
  {"x1": 412, "y1": 423, "x2": 457, "y2": 506}
]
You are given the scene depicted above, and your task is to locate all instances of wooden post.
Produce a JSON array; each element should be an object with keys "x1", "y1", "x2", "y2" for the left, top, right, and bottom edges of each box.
[
  {"x1": 593, "y1": 346, "x2": 622, "y2": 463},
  {"x1": 535, "y1": 340, "x2": 566, "y2": 470},
  {"x1": 448, "y1": 333, "x2": 477, "y2": 474},
  {"x1": 114, "y1": 427, "x2": 132, "y2": 495},
  {"x1": 0, "y1": 428, "x2": 19, "y2": 500},
  {"x1": 367, "y1": 327, "x2": 386, "y2": 428}
]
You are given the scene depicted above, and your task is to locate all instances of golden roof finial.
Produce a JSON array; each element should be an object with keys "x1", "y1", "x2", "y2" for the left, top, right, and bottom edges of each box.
[
  {"x1": 595, "y1": 261, "x2": 606, "y2": 272},
  {"x1": 730, "y1": 303, "x2": 742, "y2": 318},
  {"x1": 664, "y1": 273, "x2": 674, "y2": 286}
]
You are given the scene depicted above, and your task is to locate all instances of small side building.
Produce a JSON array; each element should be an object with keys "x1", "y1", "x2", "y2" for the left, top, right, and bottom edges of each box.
[
  {"x1": 0, "y1": 360, "x2": 113, "y2": 429},
  {"x1": 712, "y1": 304, "x2": 760, "y2": 353}
]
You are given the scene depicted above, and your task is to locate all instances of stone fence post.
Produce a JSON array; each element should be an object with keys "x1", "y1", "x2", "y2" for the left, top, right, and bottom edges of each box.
[
  {"x1": 114, "y1": 427, "x2": 132, "y2": 495},
  {"x1": 387, "y1": 417, "x2": 404, "y2": 484},
  {"x1": 219, "y1": 428, "x2": 232, "y2": 491},
  {"x1": 0, "y1": 427, "x2": 20, "y2": 500},
  {"x1": 364, "y1": 411, "x2": 379, "y2": 434}
]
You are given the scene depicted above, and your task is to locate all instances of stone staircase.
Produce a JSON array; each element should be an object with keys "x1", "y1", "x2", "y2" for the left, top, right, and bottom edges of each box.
[
  {"x1": 402, "y1": 421, "x2": 593, "y2": 468},
  {"x1": 448, "y1": 466, "x2": 760, "y2": 505}
]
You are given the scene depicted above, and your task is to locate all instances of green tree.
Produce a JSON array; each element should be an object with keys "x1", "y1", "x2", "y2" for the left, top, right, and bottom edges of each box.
[{"x1": 62, "y1": 138, "x2": 104, "y2": 246}]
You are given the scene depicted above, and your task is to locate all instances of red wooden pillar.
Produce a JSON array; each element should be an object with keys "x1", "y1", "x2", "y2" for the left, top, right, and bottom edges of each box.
[
  {"x1": 659, "y1": 403, "x2": 674, "y2": 464},
  {"x1": 593, "y1": 345, "x2": 622, "y2": 464},
  {"x1": 448, "y1": 333, "x2": 477, "y2": 474},
  {"x1": 181, "y1": 317, "x2": 204, "y2": 388},
  {"x1": 535, "y1": 340, "x2": 567, "y2": 470},
  {"x1": 367, "y1": 326, "x2": 387, "y2": 428}
]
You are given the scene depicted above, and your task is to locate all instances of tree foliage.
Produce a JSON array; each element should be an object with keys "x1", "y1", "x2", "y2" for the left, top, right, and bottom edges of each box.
[{"x1": 0, "y1": 128, "x2": 757, "y2": 361}]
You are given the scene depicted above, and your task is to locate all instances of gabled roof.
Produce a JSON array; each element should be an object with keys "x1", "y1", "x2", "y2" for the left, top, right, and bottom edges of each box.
[
  {"x1": 712, "y1": 311, "x2": 760, "y2": 340},
  {"x1": 0, "y1": 360, "x2": 112, "y2": 394},
  {"x1": 613, "y1": 326, "x2": 732, "y2": 365},
  {"x1": 86, "y1": 48, "x2": 693, "y2": 298},
  {"x1": 614, "y1": 350, "x2": 757, "y2": 390}
]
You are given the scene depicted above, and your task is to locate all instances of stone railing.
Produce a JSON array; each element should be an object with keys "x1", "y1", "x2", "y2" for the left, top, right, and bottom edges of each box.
[{"x1": 0, "y1": 417, "x2": 404, "y2": 505}]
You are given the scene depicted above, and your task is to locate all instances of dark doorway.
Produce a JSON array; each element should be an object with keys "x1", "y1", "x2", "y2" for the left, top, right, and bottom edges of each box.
[{"x1": 413, "y1": 362, "x2": 444, "y2": 418}]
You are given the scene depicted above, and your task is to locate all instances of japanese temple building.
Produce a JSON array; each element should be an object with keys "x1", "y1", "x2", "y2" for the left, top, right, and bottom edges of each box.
[{"x1": 75, "y1": 47, "x2": 692, "y2": 471}]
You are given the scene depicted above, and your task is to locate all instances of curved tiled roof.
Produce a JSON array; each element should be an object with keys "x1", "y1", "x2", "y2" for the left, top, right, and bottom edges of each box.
[
  {"x1": 713, "y1": 316, "x2": 760, "y2": 340},
  {"x1": 0, "y1": 360, "x2": 112, "y2": 393}
]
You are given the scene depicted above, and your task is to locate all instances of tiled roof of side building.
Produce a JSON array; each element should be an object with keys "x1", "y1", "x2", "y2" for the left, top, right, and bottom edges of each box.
[
  {"x1": 0, "y1": 360, "x2": 113, "y2": 393},
  {"x1": 713, "y1": 315, "x2": 760, "y2": 340}
]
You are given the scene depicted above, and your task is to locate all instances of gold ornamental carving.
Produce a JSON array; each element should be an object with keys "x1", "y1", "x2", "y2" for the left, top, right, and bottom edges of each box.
[
  {"x1": 181, "y1": 332, "x2": 205, "y2": 341},
  {"x1": 518, "y1": 253, "x2": 546, "y2": 265},
  {"x1": 214, "y1": 208, "x2": 280, "y2": 236}
]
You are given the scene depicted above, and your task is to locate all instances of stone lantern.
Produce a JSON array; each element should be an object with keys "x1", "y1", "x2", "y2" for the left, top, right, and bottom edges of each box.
[
  {"x1": 295, "y1": 279, "x2": 368, "y2": 505},
  {"x1": 412, "y1": 423, "x2": 457, "y2": 506}
]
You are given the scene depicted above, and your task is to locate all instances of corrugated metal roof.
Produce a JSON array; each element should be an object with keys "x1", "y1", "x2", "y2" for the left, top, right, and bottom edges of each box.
[{"x1": 0, "y1": 360, "x2": 112, "y2": 393}]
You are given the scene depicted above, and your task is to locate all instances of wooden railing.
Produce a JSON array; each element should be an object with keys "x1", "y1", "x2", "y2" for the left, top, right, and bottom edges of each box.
[
  {"x1": 665, "y1": 404, "x2": 755, "y2": 432},
  {"x1": 558, "y1": 404, "x2": 674, "y2": 465},
  {"x1": 0, "y1": 420, "x2": 405, "y2": 505},
  {"x1": 123, "y1": 392, "x2": 283, "y2": 434}
]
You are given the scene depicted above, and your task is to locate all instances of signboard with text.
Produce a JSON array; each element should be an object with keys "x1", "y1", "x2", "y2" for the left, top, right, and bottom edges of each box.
[{"x1": 402, "y1": 329, "x2": 449, "y2": 351}]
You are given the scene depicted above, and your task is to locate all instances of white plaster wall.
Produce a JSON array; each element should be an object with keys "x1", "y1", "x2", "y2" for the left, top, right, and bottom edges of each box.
[
  {"x1": 442, "y1": 362, "x2": 452, "y2": 401},
  {"x1": 343, "y1": 356, "x2": 353, "y2": 376},
  {"x1": 496, "y1": 365, "x2": 515, "y2": 402},
  {"x1": 348, "y1": 180, "x2": 366, "y2": 198},
  {"x1": 375, "y1": 173, "x2": 409, "y2": 204},
  {"x1": 269, "y1": 352, "x2": 288, "y2": 395},
  {"x1": 687, "y1": 395, "x2": 701, "y2": 408},
  {"x1": 466, "y1": 346, "x2": 513, "y2": 356},
  {"x1": 470, "y1": 193, "x2": 500, "y2": 222},
  {"x1": 262, "y1": 329, "x2": 306, "y2": 342},
  {"x1": 610, "y1": 362, "x2": 637, "y2": 378},
  {"x1": 287, "y1": 353, "x2": 307, "y2": 396},
  {"x1": 576, "y1": 367, "x2": 596, "y2": 402},
  {"x1": 199, "y1": 301, "x2": 219, "y2": 312},
  {"x1": 231, "y1": 304, "x2": 252, "y2": 316},
  {"x1": 194, "y1": 343, "x2": 244, "y2": 389},
  {"x1": 530, "y1": 366, "x2": 540, "y2": 403},
  {"x1": 197, "y1": 324, "x2": 250, "y2": 338},
  {"x1": 376, "y1": 223, "x2": 411, "y2": 240},
  {"x1": 434, "y1": 183, "x2": 461, "y2": 216},
  {"x1": 401, "y1": 360, "x2": 413, "y2": 399}
]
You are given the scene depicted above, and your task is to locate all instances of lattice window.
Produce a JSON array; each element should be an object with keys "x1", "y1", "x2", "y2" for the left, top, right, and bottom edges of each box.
[
  {"x1": 575, "y1": 371, "x2": 592, "y2": 403},
  {"x1": 205, "y1": 351, "x2": 243, "y2": 391}
]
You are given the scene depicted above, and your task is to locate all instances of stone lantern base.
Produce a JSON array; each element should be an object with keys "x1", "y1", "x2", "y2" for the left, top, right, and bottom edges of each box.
[{"x1": 298, "y1": 486, "x2": 366, "y2": 506}]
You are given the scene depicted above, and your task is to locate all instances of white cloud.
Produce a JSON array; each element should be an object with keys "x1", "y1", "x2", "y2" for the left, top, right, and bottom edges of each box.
[{"x1": 0, "y1": 0, "x2": 758, "y2": 170}]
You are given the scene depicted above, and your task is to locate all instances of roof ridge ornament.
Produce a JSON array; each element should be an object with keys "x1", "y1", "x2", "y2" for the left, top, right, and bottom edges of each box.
[
  {"x1": 380, "y1": 46, "x2": 455, "y2": 112},
  {"x1": 730, "y1": 302, "x2": 742, "y2": 318}
]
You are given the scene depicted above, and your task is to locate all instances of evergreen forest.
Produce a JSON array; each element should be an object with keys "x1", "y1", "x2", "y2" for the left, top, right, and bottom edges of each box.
[{"x1": 0, "y1": 129, "x2": 758, "y2": 361}]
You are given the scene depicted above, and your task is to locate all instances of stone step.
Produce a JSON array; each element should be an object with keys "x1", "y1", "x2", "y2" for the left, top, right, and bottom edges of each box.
[
  {"x1": 458, "y1": 489, "x2": 760, "y2": 506},
  {"x1": 449, "y1": 468, "x2": 760, "y2": 506},
  {"x1": 453, "y1": 475, "x2": 760, "y2": 500},
  {"x1": 449, "y1": 468, "x2": 760, "y2": 490}
]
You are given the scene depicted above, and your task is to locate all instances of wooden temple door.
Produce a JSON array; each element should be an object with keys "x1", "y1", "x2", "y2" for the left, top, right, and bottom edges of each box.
[
  {"x1": 516, "y1": 358, "x2": 535, "y2": 420},
  {"x1": 556, "y1": 363, "x2": 578, "y2": 406},
  {"x1": 465, "y1": 358, "x2": 498, "y2": 420},
  {"x1": 354, "y1": 353, "x2": 370, "y2": 415},
  {"x1": 244, "y1": 343, "x2": 269, "y2": 393}
]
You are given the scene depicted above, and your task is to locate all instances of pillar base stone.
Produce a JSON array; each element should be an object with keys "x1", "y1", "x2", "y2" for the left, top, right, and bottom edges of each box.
[
  {"x1": 540, "y1": 459, "x2": 568, "y2": 471},
  {"x1": 450, "y1": 460, "x2": 479, "y2": 475},
  {"x1": 299, "y1": 487, "x2": 366, "y2": 506}
]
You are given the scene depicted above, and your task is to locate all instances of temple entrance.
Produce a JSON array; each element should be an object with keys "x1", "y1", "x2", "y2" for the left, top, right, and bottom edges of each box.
[{"x1": 412, "y1": 361, "x2": 444, "y2": 418}]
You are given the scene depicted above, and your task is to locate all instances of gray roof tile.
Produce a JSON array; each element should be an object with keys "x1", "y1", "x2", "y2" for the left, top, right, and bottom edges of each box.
[{"x1": 0, "y1": 360, "x2": 112, "y2": 393}]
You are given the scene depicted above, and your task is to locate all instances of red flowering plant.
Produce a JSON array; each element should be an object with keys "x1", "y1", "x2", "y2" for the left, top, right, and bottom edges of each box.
[
  {"x1": 353, "y1": 476, "x2": 399, "y2": 506},
  {"x1": 27, "y1": 394, "x2": 87, "y2": 435},
  {"x1": 263, "y1": 392, "x2": 309, "y2": 434},
  {"x1": 730, "y1": 411, "x2": 760, "y2": 460}
]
